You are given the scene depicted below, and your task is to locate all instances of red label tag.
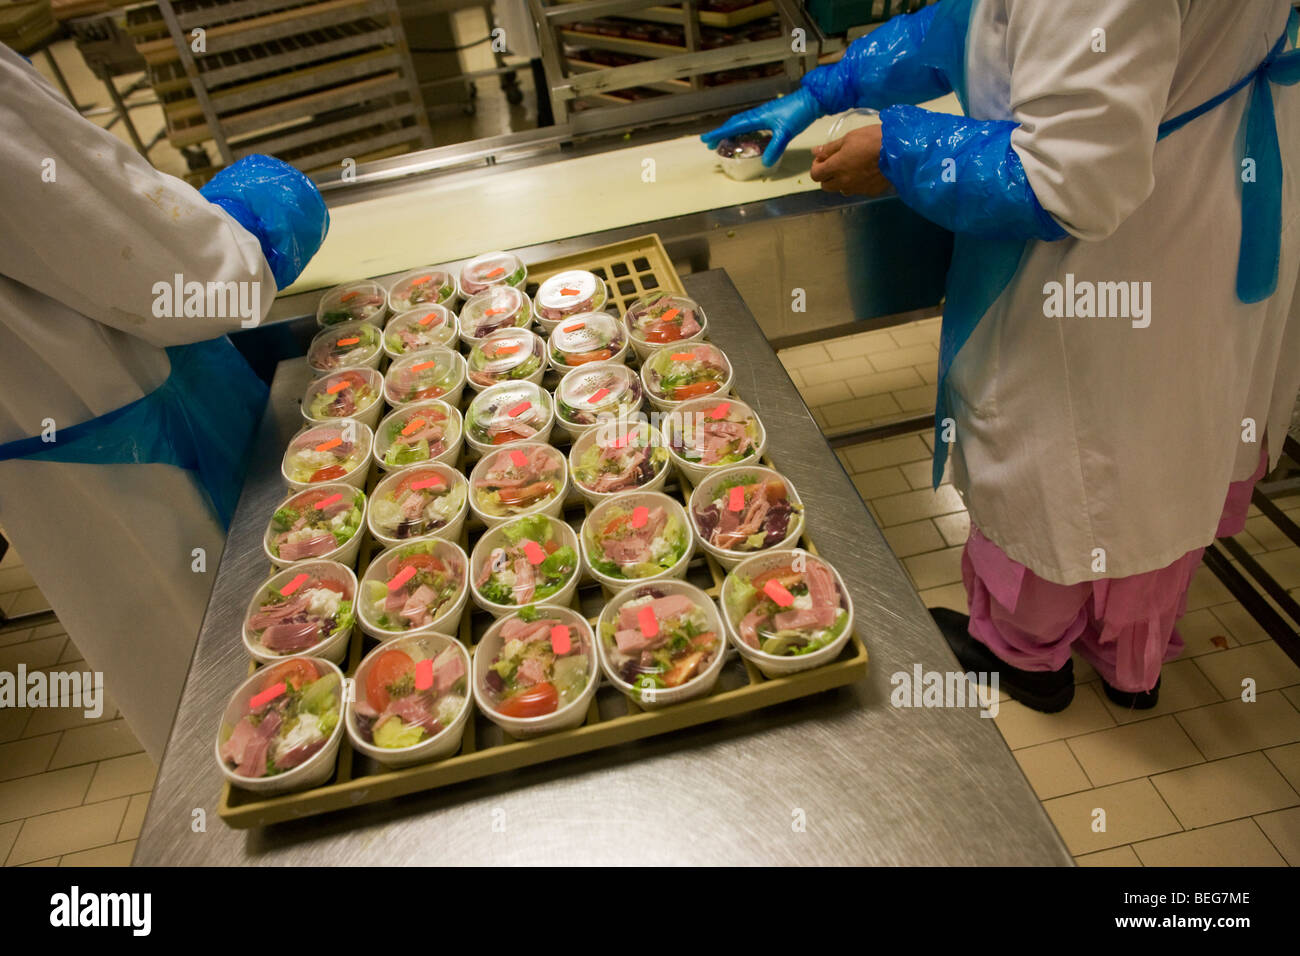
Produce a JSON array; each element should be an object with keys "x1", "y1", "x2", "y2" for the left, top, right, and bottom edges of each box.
[
  {"x1": 326, "y1": 379, "x2": 350, "y2": 394},
  {"x1": 549, "y1": 625, "x2": 571, "y2": 655},
  {"x1": 485, "y1": 307, "x2": 508, "y2": 317},
  {"x1": 485, "y1": 266, "x2": 505, "y2": 279},
  {"x1": 509, "y1": 449, "x2": 528, "y2": 468},
  {"x1": 631, "y1": 505, "x2": 649, "y2": 529},
  {"x1": 671, "y1": 352, "x2": 696, "y2": 362},
  {"x1": 660, "y1": 307, "x2": 680, "y2": 323},
  {"x1": 387, "y1": 565, "x2": 417, "y2": 591},
  {"x1": 414, "y1": 658, "x2": 434, "y2": 691},
  {"x1": 493, "y1": 344, "x2": 520, "y2": 356},
  {"x1": 563, "y1": 322, "x2": 585, "y2": 333},
  {"x1": 523, "y1": 540, "x2": 546, "y2": 566},
  {"x1": 728, "y1": 486, "x2": 746, "y2": 512},
  {"x1": 400, "y1": 418, "x2": 427, "y2": 436},
  {"x1": 763, "y1": 580, "x2": 795, "y2": 607},
  {"x1": 280, "y1": 572, "x2": 310, "y2": 596},
  {"x1": 249, "y1": 681, "x2": 286, "y2": 710},
  {"x1": 410, "y1": 476, "x2": 444, "y2": 490},
  {"x1": 336, "y1": 336, "x2": 360, "y2": 346},
  {"x1": 411, "y1": 361, "x2": 436, "y2": 373},
  {"x1": 606, "y1": 430, "x2": 633, "y2": 449},
  {"x1": 315, "y1": 437, "x2": 342, "y2": 453},
  {"x1": 507, "y1": 400, "x2": 531, "y2": 417},
  {"x1": 313, "y1": 492, "x2": 343, "y2": 510},
  {"x1": 638, "y1": 606, "x2": 658, "y2": 638},
  {"x1": 708, "y1": 401, "x2": 731, "y2": 419},
  {"x1": 418, "y1": 312, "x2": 437, "y2": 326},
  {"x1": 587, "y1": 387, "x2": 610, "y2": 404}
]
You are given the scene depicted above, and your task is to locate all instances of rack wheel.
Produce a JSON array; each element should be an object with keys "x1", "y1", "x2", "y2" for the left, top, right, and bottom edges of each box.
[{"x1": 502, "y1": 70, "x2": 523, "y2": 105}]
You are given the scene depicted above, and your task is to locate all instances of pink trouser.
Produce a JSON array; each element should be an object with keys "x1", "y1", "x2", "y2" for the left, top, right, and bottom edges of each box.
[{"x1": 963, "y1": 446, "x2": 1268, "y2": 693}]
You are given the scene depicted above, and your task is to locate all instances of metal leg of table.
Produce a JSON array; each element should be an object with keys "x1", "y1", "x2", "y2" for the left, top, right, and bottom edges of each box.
[
  {"x1": 101, "y1": 74, "x2": 149, "y2": 155},
  {"x1": 41, "y1": 46, "x2": 94, "y2": 112}
]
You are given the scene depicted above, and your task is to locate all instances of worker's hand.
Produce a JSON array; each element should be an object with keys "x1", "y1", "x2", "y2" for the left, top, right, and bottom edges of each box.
[
  {"x1": 701, "y1": 88, "x2": 821, "y2": 167},
  {"x1": 810, "y1": 126, "x2": 890, "y2": 196}
]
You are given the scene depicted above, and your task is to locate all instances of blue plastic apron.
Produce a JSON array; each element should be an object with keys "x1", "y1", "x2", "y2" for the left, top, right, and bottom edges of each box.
[
  {"x1": 924, "y1": 2, "x2": 1300, "y2": 487},
  {"x1": 0, "y1": 335, "x2": 267, "y2": 528}
]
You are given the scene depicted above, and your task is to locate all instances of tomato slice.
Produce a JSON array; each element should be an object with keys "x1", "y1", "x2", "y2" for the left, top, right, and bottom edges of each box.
[
  {"x1": 643, "y1": 322, "x2": 682, "y2": 344},
  {"x1": 497, "y1": 480, "x2": 555, "y2": 506},
  {"x1": 672, "y1": 381, "x2": 720, "y2": 400},
  {"x1": 564, "y1": 348, "x2": 613, "y2": 366},
  {"x1": 498, "y1": 682, "x2": 559, "y2": 718},
  {"x1": 752, "y1": 565, "x2": 800, "y2": 590},
  {"x1": 366, "y1": 649, "x2": 415, "y2": 711},
  {"x1": 265, "y1": 658, "x2": 318, "y2": 691},
  {"x1": 490, "y1": 429, "x2": 531, "y2": 445},
  {"x1": 601, "y1": 513, "x2": 630, "y2": 538},
  {"x1": 310, "y1": 464, "x2": 348, "y2": 482},
  {"x1": 316, "y1": 579, "x2": 346, "y2": 594},
  {"x1": 415, "y1": 385, "x2": 446, "y2": 399},
  {"x1": 397, "y1": 553, "x2": 447, "y2": 575}
]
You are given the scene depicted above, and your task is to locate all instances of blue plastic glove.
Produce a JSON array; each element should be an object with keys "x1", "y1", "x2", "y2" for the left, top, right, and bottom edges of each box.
[
  {"x1": 200, "y1": 154, "x2": 329, "y2": 289},
  {"x1": 700, "y1": 87, "x2": 820, "y2": 167},
  {"x1": 878, "y1": 105, "x2": 1067, "y2": 241}
]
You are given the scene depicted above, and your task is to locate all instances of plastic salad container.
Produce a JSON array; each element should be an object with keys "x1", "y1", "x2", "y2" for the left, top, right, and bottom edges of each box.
[
  {"x1": 383, "y1": 305, "x2": 459, "y2": 358},
  {"x1": 596, "y1": 580, "x2": 726, "y2": 708},
  {"x1": 216, "y1": 657, "x2": 345, "y2": 794},
  {"x1": 641, "y1": 343, "x2": 733, "y2": 411},
  {"x1": 661, "y1": 395, "x2": 766, "y2": 484},
  {"x1": 472, "y1": 605, "x2": 597, "y2": 738},
  {"x1": 387, "y1": 267, "x2": 457, "y2": 314},
  {"x1": 580, "y1": 490, "x2": 694, "y2": 589},
  {"x1": 467, "y1": 327, "x2": 546, "y2": 390},
  {"x1": 317, "y1": 280, "x2": 388, "y2": 328},
  {"x1": 357, "y1": 536, "x2": 470, "y2": 641},
  {"x1": 623, "y1": 293, "x2": 706, "y2": 360},
  {"x1": 383, "y1": 347, "x2": 466, "y2": 409},
  {"x1": 281, "y1": 421, "x2": 374, "y2": 491},
  {"x1": 469, "y1": 513, "x2": 581, "y2": 617},
  {"x1": 301, "y1": 366, "x2": 384, "y2": 430},
  {"x1": 464, "y1": 381, "x2": 554, "y2": 454},
  {"x1": 717, "y1": 130, "x2": 774, "y2": 181},
  {"x1": 720, "y1": 549, "x2": 854, "y2": 677},
  {"x1": 467, "y1": 442, "x2": 568, "y2": 527},
  {"x1": 368, "y1": 463, "x2": 468, "y2": 549},
  {"x1": 458, "y1": 250, "x2": 526, "y2": 298},
  {"x1": 372, "y1": 399, "x2": 463, "y2": 471},
  {"x1": 569, "y1": 421, "x2": 669, "y2": 504},
  {"x1": 532, "y1": 270, "x2": 608, "y2": 332},
  {"x1": 263, "y1": 483, "x2": 366, "y2": 569},
  {"x1": 553, "y1": 362, "x2": 643, "y2": 440},
  {"x1": 307, "y1": 320, "x2": 383, "y2": 375},
  {"x1": 346, "y1": 635, "x2": 471, "y2": 768},
  {"x1": 689, "y1": 465, "x2": 804, "y2": 570},
  {"x1": 458, "y1": 285, "x2": 532, "y2": 345},
  {"x1": 547, "y1": 311, "x2": 628, "y2": 371},
  {"x1": 242, "y1": 561, "x2": 357, "y2": 664}
]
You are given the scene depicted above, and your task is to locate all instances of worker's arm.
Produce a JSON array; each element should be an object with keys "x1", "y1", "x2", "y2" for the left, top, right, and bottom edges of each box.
[{"x1": 0, "y1": 46, "x2": 326, "y2": 348}]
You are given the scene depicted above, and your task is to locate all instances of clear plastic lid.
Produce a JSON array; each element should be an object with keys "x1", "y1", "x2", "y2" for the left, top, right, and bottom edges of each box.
[
  {"x1": 358, "y1": 537, "x2": 469, "y2": 636},
  {"x1": 217, "y1": 657, "x2": 343, "y2": 780},
  {"x1": 307, "y1": 321, "x2": 382, "y2": 373},
  {"x1": 383, "y1": 348, "x2": 463, "y2": 406},
  {"x1": 470, "y1": 514, "x2": 580, "y2": 611},
  {"x1": 459, "y1": 251, "x2": 527, "y2": 297},
  {"x1": 548, "y1": 312, "x2": 626, "y2": 368},
  {"x1": 689, "y1": 465, "x2": 803, "y2": 556},
  {"x1": 317, "y1": 280, "x2": 387, "y2": 327},
  {"x1": 623, "y1": 293, "x2": 707, "y2": 345},
  {"x1": 571, "y1": 421, "x2": 668, "y2": 496},
  {"x1": 465, "y1": 381, "x2": 553, "y2": 447},
  {"x1": 374, "y1": 399, "x2": 462, "y2": 469},
  {"x1": 264, "y1": 484, "x2": 366, "y2": 563},
  {"x1": 641, "y1": 343, "x2": 732, "y2": 404},
  {"x1": 469, "y1": 443, "x2": 567, "y2": 520},
  {"x1": 459, "y1": 286, "x2": 531, "y2": 341},
  {"x1": 302, "y1": 367, "x2": 383, "y2": 422},
  {"x1": 597, "y1": 581, "x2": 725, "y2": 691},
  {"x1": 384, "y1": 306, "x2": 458, "y2": 355},
  {"x1": 387, "y1": 268, "x2": 457, "y2": 313},
  {"x1": 349, "y1": 636, "x2": 470, "y2": 751},
  {"x1": 555, "y1": 362, "x2": 643, "y2": 426},
  {"x1": 581, "y1": 491, "x2": 692, "y2": 581},
  {"x1": 369, "y1": 463, "x2": 468, "y2": 541},
  {"x1": 476, "y1": 606, "x2": 595, "y2": 720},
  {"x1": 243, "y1": 561, "x2": 357, "y2": 658},
  {"x1": 662, "y1": 395, "x2": 764, "y2": 469},
  {"x1": 534, "y1": 270, "x2": 608, "y2": 322},
  {"x1": 467, "y1": 328, "x2": 546, "y2": 389},
  {"x1": 282, "y1": 421, "x2": 373, "y2": 484},
  {"x1": 716, "y1": 130, "x2": 772, "y2": 159},
  {"x1": 722, "y1": 549, "x2": 851, "y2": 657}
]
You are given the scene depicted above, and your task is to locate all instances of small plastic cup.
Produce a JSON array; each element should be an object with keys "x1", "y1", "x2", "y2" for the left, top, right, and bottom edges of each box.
[
  {"x1": 469, "y1": 514, "x2": 581, "y2": 617},
  {"x1": 716, "y1": 130, "x2": 775, "y2": 181},
  {"x1": 372, "y1": 399, "x2": 464, "y2": 472},
  {"x1": 263, "y1": 483, "x2": 367, "y2": 570},
  {"x1": 458, "y1": 285, "x2": 533, "y2": 346},
  {"x1": 463, "y1": 381, "x2": 554, "y2": 455},
  {"x1": 640, "y1": 343, "x2": 733, "y2": 412},
  {"x1": 281, "y1": 420, "x2": 374, "y2": 491},
  {"x1": 569, "y1": 420, "x2": 670, "y2": 505},
  {"x1": 316, "y1": 280, "x2": 388, "y2": 328},
  {"x1": 383, "y1": 347, "x2": 467, "y2": 410},
  {"x1": 466, "y1": 328, "x2": 547, "y2": 391},
  {"x1": 467, "y1": 442, "x2": 568, "y2": 528},
  {"x1": 533, "y1": 270, "x2": 609, "y2": 333},
  {"x1": 307, "y1": 320, "x2": 383, "y2": 376},
  {"x1": 458, "y1": 250, "x2": 527, "y2": 299},
  {"x1": 688, "y1": 465, "x2": 805, "y2": 571},
  {"x1": 472, "y1": 605, "x2": 598, "y2": 739},
  {"x1": 595, "y1": 580, "x2": 727, "y2": 708},
  {"x1": 547, "y1": 311, "x2": 628, "y2": 372},
  {"x1": 719, "y1": 548, "x2": 854, "y2": 678},
  {"x1": 623, "y1": 293, "x2": 707, "y2": 361},
  {"x1": 383, "y1": 305, "x2": 459, "y2": 359},
  {"x1": 356, "y1": 536, "x2": 470, "y2": 642},
  {"x1": 242, "y1": 560, "x2": 357, "y2": 665},
  {"x1": 580, "y1": 490, "x2": 694, "y2": 591},
  {"x1": 386, "y1": 267, "x2": 457, "y2": 314},
  {"x1": 368, "y1": 463, "x2": 469, "y2": 549},
  {"x1": 346, "y1": 634, "x2": 471, "y2": 768},
  {"x1": 301, "y1": 366, "x2": 385, "y2": 430},
  {"x1": 660, "y1": 395, "x2": 767, "y2": 486},
  {"x1": 216, "y1": 657, "x2": 346, "y2": 794},
  {"x1": 552, "y1": 362, "x2": 644, "y2": 442}
]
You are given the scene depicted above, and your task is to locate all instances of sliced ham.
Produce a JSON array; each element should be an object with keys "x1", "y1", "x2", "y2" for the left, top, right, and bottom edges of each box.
[
  {"x1": 511, "y1": 556, "x2": 536, "y2": 604},
  {"x1": 615, "y1": 628, "x2": 654, "y2": 655},
  {"x1": 277, "y1": 532, "x2": 337, "y2": 561},
  {"x1": 738, "y1": 608, "x2": 766, "y2": 648},
  {"x1": 248, "y1": 595, "x2": 309, "y2": 631},
  {"x1": 501, "y1": 618, "x2": 554, "y2": 643},
  {"x1": 261, "y1": 620, "x2": 324, "y2": 653},
  {"x1": 433, "y1": 649, "x2": 466, "y2": 693},
  {"x1": 235, "y1": 734, "x2": 269, "y2": 777},
  {"x1": 476, "y1": 549, "x2": 503, "y2": 589},
  {"x1": 516, "y1": 657, "x2": 546, "y2": 686},
  {"x1": 274, "y1": 738, "x2": 325, "y2": 770},
  {"x1": 401, "y1": 584, "x2": 437, "y2": 626},
  {"x1": 220, "y1": 718, "x2": 256, "y2": 766},
  {"x1": 773, "y1": 605, "x2": 837, "y2": 632},
  {"x1": 678, "y1": 310, "x2": 700, "y2": 336},
  {"x1": 384, "y1": 588, "x2": 407, "y2": 613},
  {"x1": 617, "y1": 594, "x2": 693, "y2": 631},
  {"x1": 806, "y1": 561, "x2": 839, "y2": 611}
]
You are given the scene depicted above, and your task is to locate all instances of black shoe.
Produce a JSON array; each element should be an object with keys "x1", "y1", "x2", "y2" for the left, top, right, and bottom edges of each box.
[
  {"x1": 929, "y1": 607, "x2": 1075, "y2": 714},
  {"x1": 1100, "y1": 676, "x2": 1160, "y2": 710}
]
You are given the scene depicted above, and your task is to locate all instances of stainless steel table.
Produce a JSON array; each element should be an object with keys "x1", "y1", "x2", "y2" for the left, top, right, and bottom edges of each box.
[{"x1": 134, "y1": 270, "x2": 1071, "y2": 866}]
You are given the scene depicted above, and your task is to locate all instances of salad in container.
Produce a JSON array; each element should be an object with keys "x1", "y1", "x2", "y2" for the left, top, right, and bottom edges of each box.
[
  {"x1": 533, "y1": 270, "x2": 608, "y2": 332},
  {"x1": 302, "y1": 366, "x2": 384, "y2": 430},
  {"x1": 387, "y1": 267, "x2": 457, "y2": 313},
  {"x1": 383, "y1": 347, "x2": 466, "y2": 409},
  {"x1": 281, "y1": 420, "x2": 374, "y2": 491},
  {"x1": 346, "y1": 635, "x2": 470, "y2": 767},
  {"x1": 317, "y1": 280, "x2": 388, "y2": 327},
  {"x1": 689, "y1": 465, "x2": 804, "y2": 570},
  {"x1": 383, "y1": 305, "x2": 459, "y2": 358},
  {"x1": 468, "y1": 442, "x2": 567, "y2": 527},
  {"x1": 716, "y1": 130, "x2": 775, "y2": 181},
  {"x1": 472, "y1": 605, "x2": 597, "y2": 738},
  {"x1": 470, "y1": 513, "x2": 581, "y2": 617},
  {"x1": 458, "y1": 285, "x2": 532, "y2": 344},
  {"x1": 641, "y1": 343, "x2": 733, "y2": 411},
  {"x1": 569, "y1": 421, "x2": 669, "y2": 503},
  {"x1": 547, "y1": 312, "x2": 628, "y2": 370},
  {"x1": 596, "y1": 580, "x2": 726, "y2": 708},
  {"x1": 662, "y1": 395, "x2": 766, "y2": 483},
  {"x1": 721, "y1": 549, "x2": 854, "y2": 677},
  {"x1": 467, "y1": 328, "x2": 546, "y2": 390},
  {"x1": 368, "y1": 463, "x2": 468, "y2": 548},
  {"x1": 458, "y1": 250, "x2": 526, "y2": 298},
  {"x1": 553, "y1": 362, "x2": 643, "y2": 440},
  {"x1": 216, "y1": 657, "x2": 345, "y2": 794},
  {"x1": 581, "y1": 490, "x2": 694, "y2": 589},
  {"x1": 373, "y1": 399, "x2": 463, "y2": 471},
  {"x1": 464, "y1": 381, "x2": 554, "y2": 454},
  {"x1": 307, "y1": 320, "x2": 383, "y2": 374},
  {"x1": 623, "y1": 293, "x2": 706, "y2": 360},
  {"x1": 357, "y1": 537, "x2": 469, "y2": 640},
  {"x1": 263, "y1": 483, "x2": 366, "y2": 568},
  {"x1": 242, "y1": 561, "x2": 356, "y2": 664}
]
